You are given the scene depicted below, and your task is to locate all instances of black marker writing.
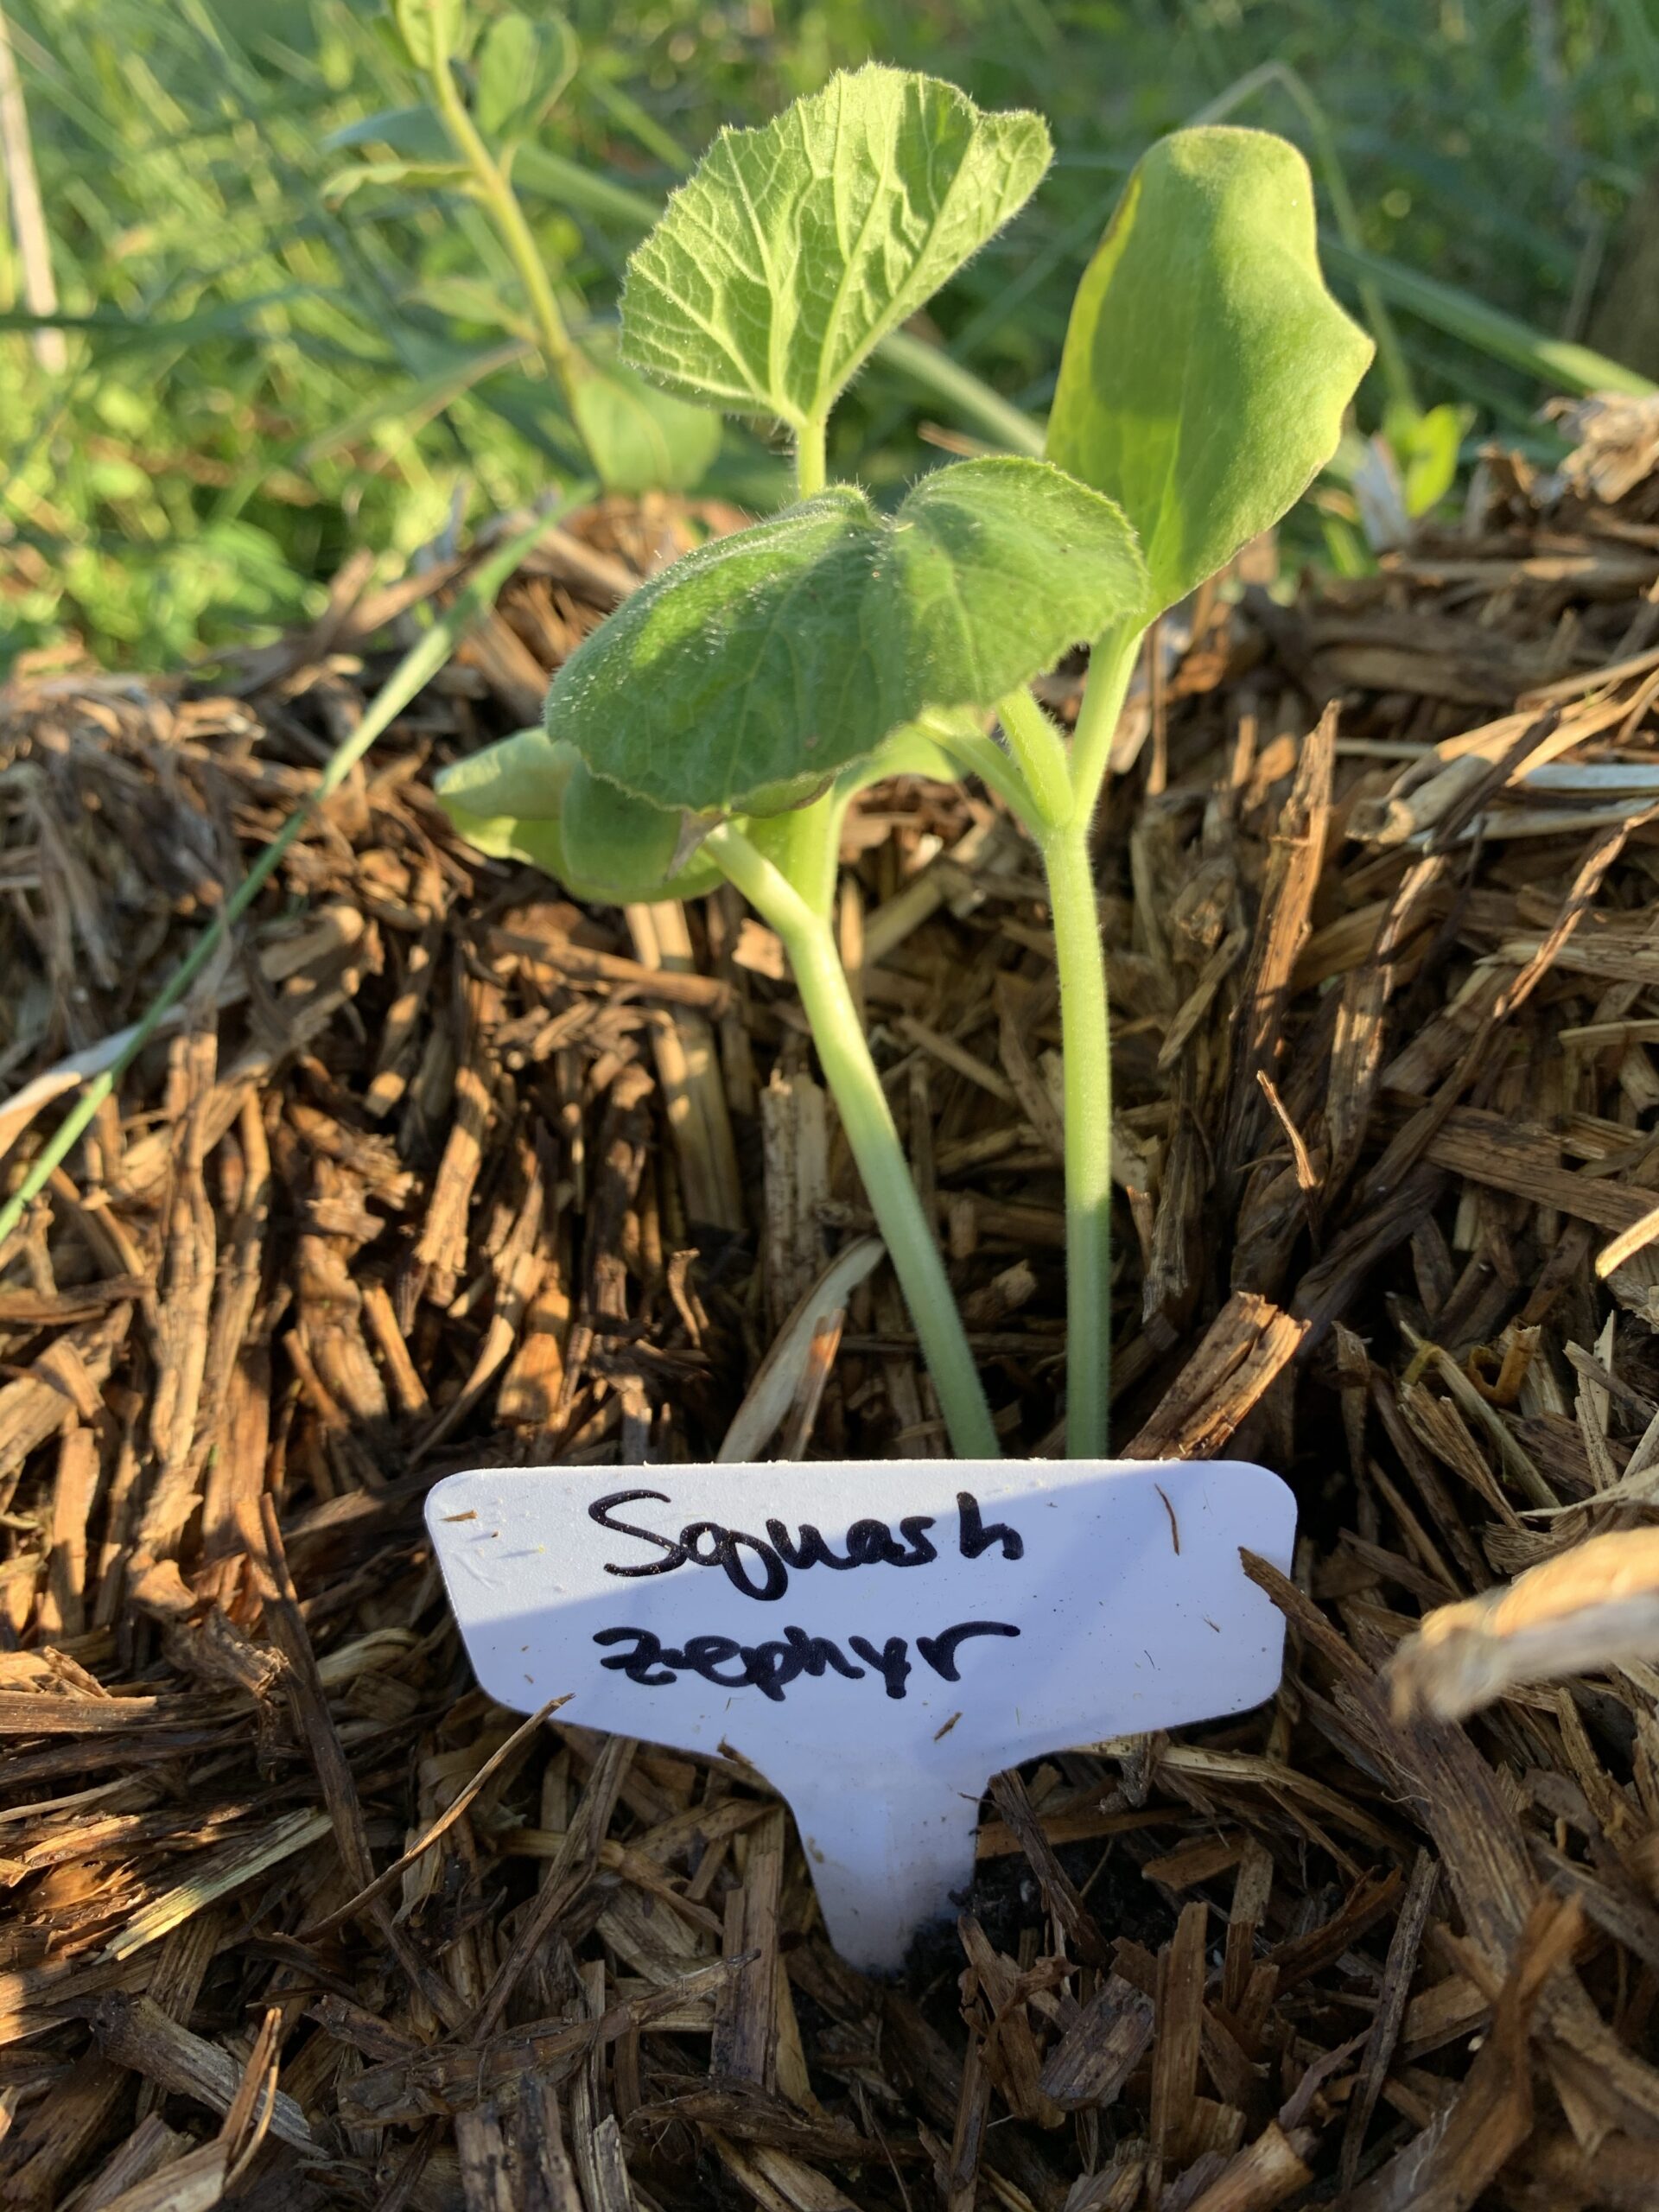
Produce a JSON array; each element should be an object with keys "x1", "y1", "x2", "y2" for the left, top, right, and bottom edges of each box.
[
  {"x1": 742, "y1": 1626, "x2": 868, "y2": 1701},
  {"x1": 765, "y1": 1514, "x2": 938, "y2": 1574},
  {"x1": 594, "y1": 1618, "x2": 1020, "y2": 1703},
  {"x1": 594, "y1": 1624, "x2": 679, "y2": 1684},
  {"x1": 848, "y1": 1634, "x2": 912, "y2": 1700},
  {"x1": 588, "y1": 1493, "x2": 787, "y2": 1601},
  {"x1": 916, "y1": 1620, "x2": 1021, "y2": 1681},
  {"x1": 588, "y1": 1490, "x2": 684, "y2": 1577},
  {"x1": 957, "y1": 1491, "x2": 1024, "y2": 1562},
  {"x1": 678, "y1": 1520, "x2": 788, "y2": 1602},
  {"x1": 589, "y1": 1491, "x2": 1014, "y2": 1601}
]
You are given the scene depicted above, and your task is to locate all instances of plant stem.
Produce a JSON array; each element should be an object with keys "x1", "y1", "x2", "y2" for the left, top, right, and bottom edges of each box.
[
  {"x1": 1007, "y1": 645, "x2": 1144, "y2": 1460},
  {"x1": 706, "y1": 823, "x2": 1001, "y2": 1460},
  {"x1": 996, "y1": 684, "x2": 1071, "y2": 831},
  {"x1": 425, "y1": 22, "x2": 587, "y2": 417},
  {"x1": 1066, "y1": 618, "x2": 1142, "y2": 819},
  {"x1": 795, "y1": 411, "x2": 828, "y2": 499},
  {"x1": 765, "y1": 789, "x2": 843, "y2": 921},
  {"x1": 1041, "y1": 818, "x2": 1114, "y2": 1459}
]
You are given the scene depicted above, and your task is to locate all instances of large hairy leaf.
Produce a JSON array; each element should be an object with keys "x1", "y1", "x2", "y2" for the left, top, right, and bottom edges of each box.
[
  {"x1": 1046, "y1": 127, "x2": 1373, "y2": 618},
  {"x1": 543, "y1": 456, "x2": 1147, "y2": 814},
  {"x1": 620, "y1": 66, "x2": 1051, "y2": 430}
]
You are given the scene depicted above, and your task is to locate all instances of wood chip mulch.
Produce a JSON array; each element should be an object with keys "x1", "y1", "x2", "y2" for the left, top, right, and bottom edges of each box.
[{"x1": 5, "y1": 410, "x2": 1659, "y2": 2211}]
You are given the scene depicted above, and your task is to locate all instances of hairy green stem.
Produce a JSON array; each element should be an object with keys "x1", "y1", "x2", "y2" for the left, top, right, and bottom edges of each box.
[
  {"x1": 996, "y1": 684, "x2": 1071, "y2": 832},
  {"x1": 1066, "y1": 619, "x2": 1142, "y2": 821},
  {"x1": 706, "y1": 823, "x2": 1001, "y2": 1460},
  {"x1": 927, "y1": 725, "x2": 1041, "y2": 823},
  {"x1": 795, "y1": 412, "x2": 828, "y2": 499},
  {"x1": 1007, "y1": 645, "x2": 1146, "y2": 1459},
  {"x1": 1041, "y1": 820, "x2": 1114, "y2": 1458},
  {"x1": 765, "y1": 787, "x2": 843, "y2": 921}
]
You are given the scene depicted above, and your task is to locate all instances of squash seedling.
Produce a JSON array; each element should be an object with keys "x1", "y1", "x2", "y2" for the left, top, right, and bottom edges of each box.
[
  {"x1": 435, "y1": 66, "x2": 1372, "y2": 1462},
  {"x1": 1025, "y1": 124, "x2": 1374, "y2": 1454}
]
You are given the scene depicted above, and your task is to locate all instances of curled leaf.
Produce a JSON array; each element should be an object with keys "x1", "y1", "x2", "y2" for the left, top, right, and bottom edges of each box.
[
  {"x1": 1046, "y1": 126, "x2": 1373, "y2": 618},
  {"x1": 432, "y1": 725, "x2": 571, "y2": 874},
  {"x1": 544, "y1": 455, "x2": 1147, "y2": 814},
  {"x1": 620, "y1": 64, "x2": 1051, "y2": 429}
]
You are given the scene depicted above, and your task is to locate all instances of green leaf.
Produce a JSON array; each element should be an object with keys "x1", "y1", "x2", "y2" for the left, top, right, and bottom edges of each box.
[
  {"x1": 434, "y1": 730, "x2": 726, "y2": 902},
  {"x1": 475, "y1": 10, "x2": 578, "y2": 150},
  {"x1": 545, "y1": 455, "x2": 1147, "y2": 814},
  {"x1": 846, "y1": 715, "x2": 976, "y2": 790},
  {"x1": 558, "y1": 756, "x2": 721, "y2": 900},
  {"x1": 391, "y1": 0, "x2": 470, "y2": 70},
  {"x1": 1046, "y1": 126, "x2": 1373, "y2": 619},
  {"x1": 322, "y1": 105, "x2": 450, "y2": 159},
  {"x1": 1384, "y1": 399, "x2": 1469, "y2": 518},
  {"x1": 435, "y1": 728, "x2": 572, "y2": 877},
  {"x1": 619, "y1": 65, "x2": 1051, "y2": 431},
  {"x1": 569, "y1": 342, "x2": 722, "y2": 496},
  {"x1": 322, "y1": 156, "x2": 472, "y2": 207},
  {"x1": 434, "y1": 724, "x2": 571, "y2": 837}
]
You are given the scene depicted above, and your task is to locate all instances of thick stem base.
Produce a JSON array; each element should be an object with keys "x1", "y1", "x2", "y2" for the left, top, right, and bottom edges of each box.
[{"x1": 1043, "y1": 824, "x2": 1114, "y2": 1459}]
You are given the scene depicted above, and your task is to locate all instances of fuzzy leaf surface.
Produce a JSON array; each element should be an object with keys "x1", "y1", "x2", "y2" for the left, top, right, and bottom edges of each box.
[
  {"x1": 544, "y1": 455, "x2": 1147, "y2": 813},
  {"x1": 620, "y1": 65, "x2": 1050, "y2": 429},
  {"x1": 1046, "y1": 126, "x2": 1373, "y2": 619}
]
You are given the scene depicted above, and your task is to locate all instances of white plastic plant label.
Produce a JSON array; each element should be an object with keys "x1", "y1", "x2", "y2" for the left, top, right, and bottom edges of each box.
[{"x1": 426, "y1": 1456, "x2": 1295, "y2": 1970}]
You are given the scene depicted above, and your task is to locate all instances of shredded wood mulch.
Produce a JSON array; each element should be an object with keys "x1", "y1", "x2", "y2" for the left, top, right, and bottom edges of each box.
[{"x1": 7, "y1": 411, "x2": 1659, "y2": 2210}]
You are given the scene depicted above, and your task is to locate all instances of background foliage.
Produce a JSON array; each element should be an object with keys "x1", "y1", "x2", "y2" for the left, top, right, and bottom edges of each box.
[{"x1": 2, "y1": 0, "x2": 1656, "y2": 665}]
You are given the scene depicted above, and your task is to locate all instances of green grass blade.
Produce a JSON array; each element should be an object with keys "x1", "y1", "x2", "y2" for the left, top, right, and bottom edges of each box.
[
  {"x1": 871, "y1": 330, "x2": 1045, "y2": 454},
  {"x1": 1323, "y1": 237, "x2": 1656, "y2": 397},
  {"x1": 512, "y1": 142, "x2": 661, "y2": 229}
]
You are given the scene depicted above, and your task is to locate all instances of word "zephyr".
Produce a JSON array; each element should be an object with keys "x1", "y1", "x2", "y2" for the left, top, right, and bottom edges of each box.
[{"x1": 594, "y1": 1618, "x2": 1020, "y2": 1702}]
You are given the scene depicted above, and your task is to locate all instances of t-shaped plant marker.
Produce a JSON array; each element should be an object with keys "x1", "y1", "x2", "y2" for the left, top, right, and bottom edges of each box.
[{"x1": 435, "y1": 67, "x2": 1372, "y2": 1461}]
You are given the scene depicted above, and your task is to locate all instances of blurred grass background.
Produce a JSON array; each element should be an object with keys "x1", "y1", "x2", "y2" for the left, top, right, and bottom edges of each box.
[{"x1": 1, "y1": 0, "x2": 1656, "y2": 667}]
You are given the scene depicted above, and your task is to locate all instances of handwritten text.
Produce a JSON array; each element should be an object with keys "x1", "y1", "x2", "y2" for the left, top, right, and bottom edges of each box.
[{"x1": 594, "y1": 1618, "x2": 1020, "y2": 1702}]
